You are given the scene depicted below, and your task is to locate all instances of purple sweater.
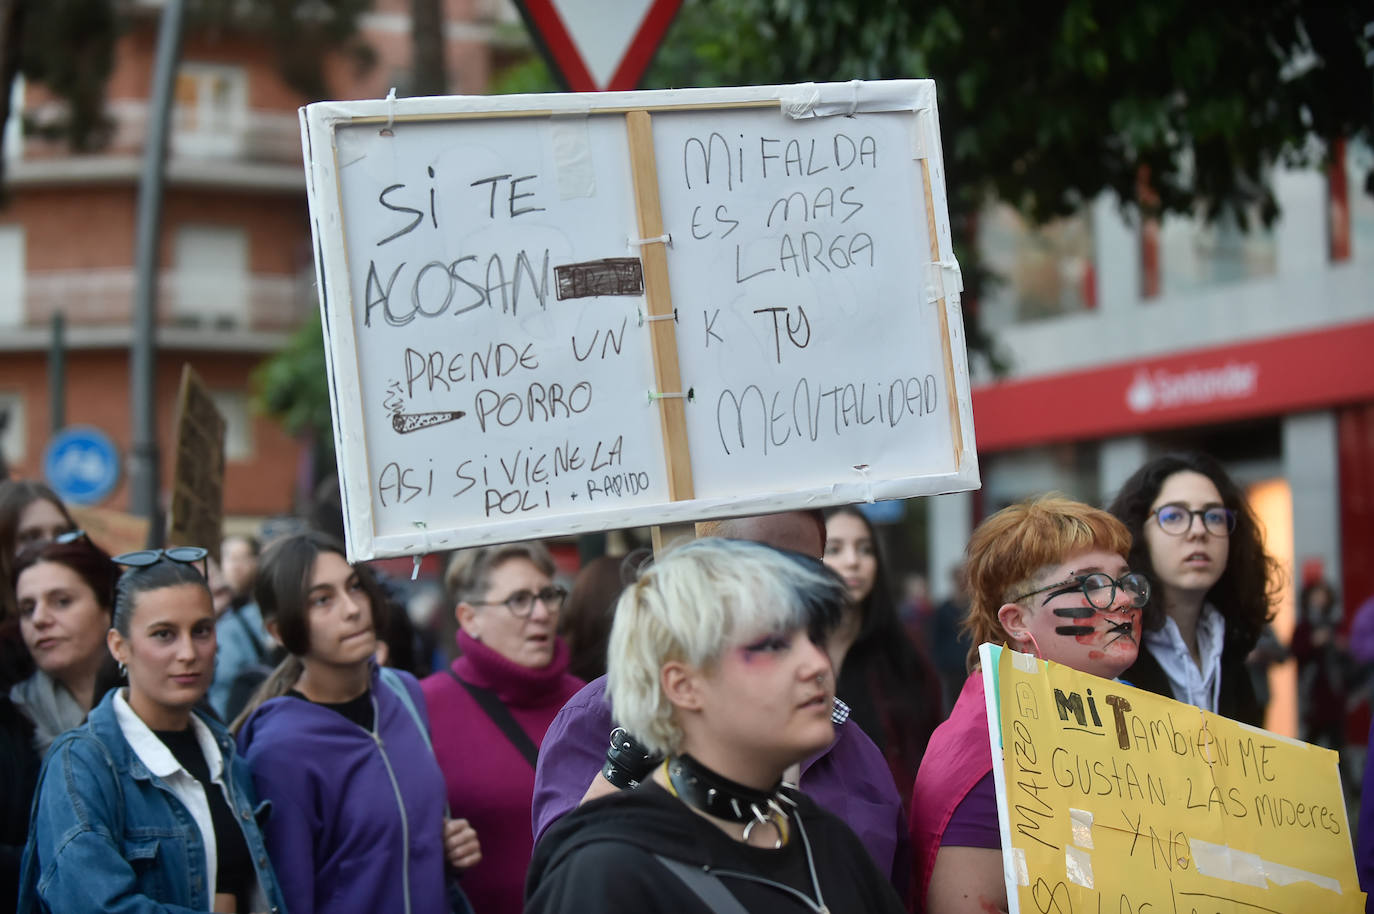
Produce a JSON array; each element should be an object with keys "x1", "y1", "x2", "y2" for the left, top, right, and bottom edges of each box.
[
  {"x1": 236, "y1": 666, "x2": 448, "y2": 914},
  {"x1": 421, "y1": 631, "x2": 584, "y2": 914},
  {"x1": 531, "y1": 674, "x2": 908, "y2": 889}
]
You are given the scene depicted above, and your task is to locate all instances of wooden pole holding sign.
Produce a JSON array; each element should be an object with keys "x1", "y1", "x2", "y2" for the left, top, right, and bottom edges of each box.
[
  {"x1": 920, "y1": 157, "x2": 964, "y2": 471},
  {"x1": 627, "y1": 109, "x2": 697, "y2": 557}
]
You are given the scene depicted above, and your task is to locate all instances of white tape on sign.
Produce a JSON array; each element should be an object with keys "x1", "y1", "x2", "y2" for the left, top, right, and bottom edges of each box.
[
  {"x1": 551, "y1": 113, "x2": 595, "y2": 200},
  {"x1": 1011, "y1": 650, "x2": 1040, "y2": 673},
  {"x1": 1189, "y1": 837, "x2": 1343, "y2": 893},
  {"x1": 1069, "y1": 808, "x2": 1094, "y2": 849},
  {"x1": 1065, "y1": 846, "x2": 1094, "y2": 890},
  {"x1": 1010, "y1": 847, "x2": 1030, "y2": 886}
]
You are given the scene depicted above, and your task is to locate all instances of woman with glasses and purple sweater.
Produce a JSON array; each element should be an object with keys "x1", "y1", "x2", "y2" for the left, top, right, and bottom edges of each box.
[
  {"x1": 1108, "y1": 452, "x2": 1280, "y2": 726},
  {"x1": 419, "y1": 542, "x2": 584, "y2": 914}
]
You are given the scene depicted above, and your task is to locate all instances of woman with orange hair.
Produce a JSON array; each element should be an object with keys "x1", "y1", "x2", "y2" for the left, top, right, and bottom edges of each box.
[{"x1": 909, "y1": 495, "x2": 1149, "y2": 914}]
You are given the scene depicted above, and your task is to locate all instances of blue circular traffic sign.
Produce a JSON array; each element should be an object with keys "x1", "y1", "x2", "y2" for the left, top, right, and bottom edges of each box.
[{"x1": 43, "y1": 426, "x2": 121, "y2": 505}]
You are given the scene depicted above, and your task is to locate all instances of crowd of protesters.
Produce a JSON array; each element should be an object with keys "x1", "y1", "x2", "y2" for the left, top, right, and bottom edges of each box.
[{"x1": 1, "y1": 449, "x2": 1371, "y2": 913}]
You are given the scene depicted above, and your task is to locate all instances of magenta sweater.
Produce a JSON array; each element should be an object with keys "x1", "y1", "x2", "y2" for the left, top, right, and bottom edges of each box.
[{"x1": 420, "y1": 631, "x2": 584, "y2": 914}]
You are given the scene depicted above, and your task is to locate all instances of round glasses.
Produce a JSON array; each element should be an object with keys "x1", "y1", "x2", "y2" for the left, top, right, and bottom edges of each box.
[
  {"x1": 1014, "y1": 572, "x2": 1151, "y2": 610},
  {"x1": 1150, "y1": 503, "x2": 1236, "y2": 536},
  {"x1": 472, "y1": 584, "x2": 568, "y2": 618}
]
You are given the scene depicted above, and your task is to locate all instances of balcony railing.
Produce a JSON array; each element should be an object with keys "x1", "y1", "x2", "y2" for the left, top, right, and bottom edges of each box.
[
  {"x1": 21, "y1": 268, "x2": 316, "y2": 333},
  {"x1": 20, "y1": 100, "x2": 303, "y2": 169}
]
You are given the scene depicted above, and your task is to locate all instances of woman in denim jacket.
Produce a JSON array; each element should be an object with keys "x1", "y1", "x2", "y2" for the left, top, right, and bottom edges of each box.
[{"x1": 19, "y1": 550, "x2": 287, "y2": 913}]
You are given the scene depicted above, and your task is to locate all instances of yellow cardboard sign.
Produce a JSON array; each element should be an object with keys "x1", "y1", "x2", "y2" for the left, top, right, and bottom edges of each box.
[{"x1": 984, "y1": 644, "x2": 1363, "y2": 914}]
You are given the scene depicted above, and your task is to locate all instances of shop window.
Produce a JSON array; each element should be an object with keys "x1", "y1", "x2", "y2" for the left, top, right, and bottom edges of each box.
[
  {"x1": 980, "y1": 443, "x2": 1099, "y2": 513},
  {"x1": 0, "y1": 225, "x2": 23, "y2": 326},
  {"x1": 977, "y1": 202, "x2": 1096, "y2": 325},
  {"x1": 174, "y1": 225, "x2": 249, "y2": 327},
  {"x1": 209, "y1": 390, "x2": 254, "y2": 462},
  {"x1": 173, "y1": 63, "x2": 247, "y2": 158},
  {"x1": 0, "y1": 392, "x2": 25, "y2": 467}
]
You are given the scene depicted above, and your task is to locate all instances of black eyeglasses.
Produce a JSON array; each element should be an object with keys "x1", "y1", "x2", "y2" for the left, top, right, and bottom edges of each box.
[
  {"x1": 113, "y1": 546, "x2": 210, "y2": 578},
  {"x1": 1151, "y1": 503, "x2": 1236, "y2": 536},
  {"x1": 472, "y1": 585, "x2": 568, "y2": 618},
  {"x1": 1013, "y1": 572, "x2": 1151, "y2": 610}
]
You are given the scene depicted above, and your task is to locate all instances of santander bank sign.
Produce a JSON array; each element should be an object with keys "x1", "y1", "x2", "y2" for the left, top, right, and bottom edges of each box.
[{"x1": 1125, "y1": 362, "x2": 1260, "y2": 414}]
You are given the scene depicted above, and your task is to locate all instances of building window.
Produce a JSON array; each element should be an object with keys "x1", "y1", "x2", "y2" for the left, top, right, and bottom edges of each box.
[
  {"x1": 174, "y1": 225, "x2": 249, "y2": 327},
  {"x1": 1349, "y1": 139, "x2": 1374, "y2": 261},
  {"x1": 3, "y1": 75, "x2": 23, "y2": 162},
  {"x1": 0, "y1": 225, "x2": 24, "y2": 327},
  {"x1": 173, "y1": 63, "x2": 247, "y2": 159},
  {"x1": 977, "y1": 202, "x2": 1096, "y2": 325},
  {"x1": 208, "y1": 390, "x2": 254, "y2": 462},
  {"x1": 1158, "y1": 206, "x2": 1277, "y2": 297},
  {"x1": 0, "y1": 392, "x2": 25, "y2": 468}
]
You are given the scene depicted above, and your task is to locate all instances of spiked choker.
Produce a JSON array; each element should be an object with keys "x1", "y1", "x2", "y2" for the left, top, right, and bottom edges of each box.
[{"x1": 665, "y1": 754, "x2": 793, "y2": 846}]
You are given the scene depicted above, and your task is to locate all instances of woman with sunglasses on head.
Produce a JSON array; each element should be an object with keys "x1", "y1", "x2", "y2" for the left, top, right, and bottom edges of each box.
[
  {"x1": 419, "y1": 542, "x2": 583, "y2": 914},
  {"x1": 911, "y1": 495, "x2": 1147, "y2": 914},
  {"x1": 234, "y1": 531, "x2": 458, "y2": 914},
  {"x1": 526, "y1": 537, "x2": 905, "y2": 914},
  {"x1": 1108, "y1": 452, "x2": 1279, "y2": 726},
  {"x1": 18, "y1": 547, "x2": 287, "y2": 913}
]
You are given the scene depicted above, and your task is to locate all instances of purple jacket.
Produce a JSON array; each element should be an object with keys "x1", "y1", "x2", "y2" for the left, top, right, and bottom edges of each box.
[
  {"x1": 237, "y1": 666, "x2": 449, "y2": 914},
  {"x1": 531, "y1": 674, "x2": 908, "y2": 888}
]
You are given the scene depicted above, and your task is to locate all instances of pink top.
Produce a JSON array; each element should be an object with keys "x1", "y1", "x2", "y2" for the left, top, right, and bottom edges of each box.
[
  {"x1": 908, "y1": 673, "x2": 993, "y2": 909},
  {"x1": 420, "y1": 631, "x2": 584, "y2": 914}
]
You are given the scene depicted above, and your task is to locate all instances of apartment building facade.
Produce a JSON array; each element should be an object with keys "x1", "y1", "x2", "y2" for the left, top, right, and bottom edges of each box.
[{"x1": 0, "y1": 0, "x2": 516, "y2": 524}]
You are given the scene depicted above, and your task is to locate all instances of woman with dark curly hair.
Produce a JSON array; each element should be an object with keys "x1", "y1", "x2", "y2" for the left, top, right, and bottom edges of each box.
[{"x1": 1108, "y1": 452, "x2": 1280, "y2": 725}]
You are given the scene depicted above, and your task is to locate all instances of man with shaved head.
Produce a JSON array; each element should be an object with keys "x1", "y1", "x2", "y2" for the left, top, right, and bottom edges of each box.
[{"x1": 529, "y1": 510, "x2": 908, "y2": 890}]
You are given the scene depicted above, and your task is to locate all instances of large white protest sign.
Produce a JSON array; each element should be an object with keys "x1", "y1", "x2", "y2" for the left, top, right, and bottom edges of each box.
[{"x1": 300, "y1": 81, "x2": 978, "y2": 560}]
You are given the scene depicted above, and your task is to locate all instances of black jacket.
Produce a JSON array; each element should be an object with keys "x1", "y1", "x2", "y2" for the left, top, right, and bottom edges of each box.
[
  {"x1": 1121, "y1": 625, "x2": 1263, "y2": 727},
  {"x1": 526, "y1": 779, "x2": 905, "y2": 914}
]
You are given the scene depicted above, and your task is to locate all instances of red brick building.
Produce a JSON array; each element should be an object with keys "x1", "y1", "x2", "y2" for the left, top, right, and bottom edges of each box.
[{"x1": 0, "y1": 1, "x2": 517, "y2": 525}]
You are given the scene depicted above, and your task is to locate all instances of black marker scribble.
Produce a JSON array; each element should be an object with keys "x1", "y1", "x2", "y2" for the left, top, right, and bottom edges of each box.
[{"x1": 555, "y1": 258, "x2": 644, "y2": 300}]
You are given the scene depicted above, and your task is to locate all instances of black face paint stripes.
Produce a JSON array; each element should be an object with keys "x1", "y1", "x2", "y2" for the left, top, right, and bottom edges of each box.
[
  {"x1": 1052, "y1": 606, "x2": 1097, "y2": 619},
  {"x1": 1054, "y1": 625, "x2": 1094, "y2": 636}
]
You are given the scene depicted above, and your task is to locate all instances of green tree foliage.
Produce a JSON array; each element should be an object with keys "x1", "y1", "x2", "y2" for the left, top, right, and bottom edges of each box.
[
  {"x1": 252, "y1": 310, "x2": 336, "y2": 465},
  {"x1": 634, "y1": 0, "x2": 1372, "y2": 370},
  {"x1": 646, "y1": 0, "x2": 1371, "y2": 225}
]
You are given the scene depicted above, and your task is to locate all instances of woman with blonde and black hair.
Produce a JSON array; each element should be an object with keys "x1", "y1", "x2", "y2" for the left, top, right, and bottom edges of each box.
[
  {"x1": 235, "y1": 531, "x2": 466, "y2": 914},
  {"x1": 526, "y1": 537, "x2": 906, "y2": 914},
  {"x1": 910, "y1": 495, "x2": 1149, "y2": 914}
]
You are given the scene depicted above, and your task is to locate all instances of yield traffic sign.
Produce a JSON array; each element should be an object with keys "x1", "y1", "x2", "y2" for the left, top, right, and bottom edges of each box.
[{"x1": 514, "y1": 0, "x2": 682, "y2": 92}]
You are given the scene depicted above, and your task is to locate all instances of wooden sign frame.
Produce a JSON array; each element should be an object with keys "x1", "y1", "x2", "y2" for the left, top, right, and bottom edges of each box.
[
  {"x1": 167, "y1": 364, "x2": 226, "y2": 562},
  {"x1": 301, "y1": 81, "x2": 979, "y2": 561}
]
